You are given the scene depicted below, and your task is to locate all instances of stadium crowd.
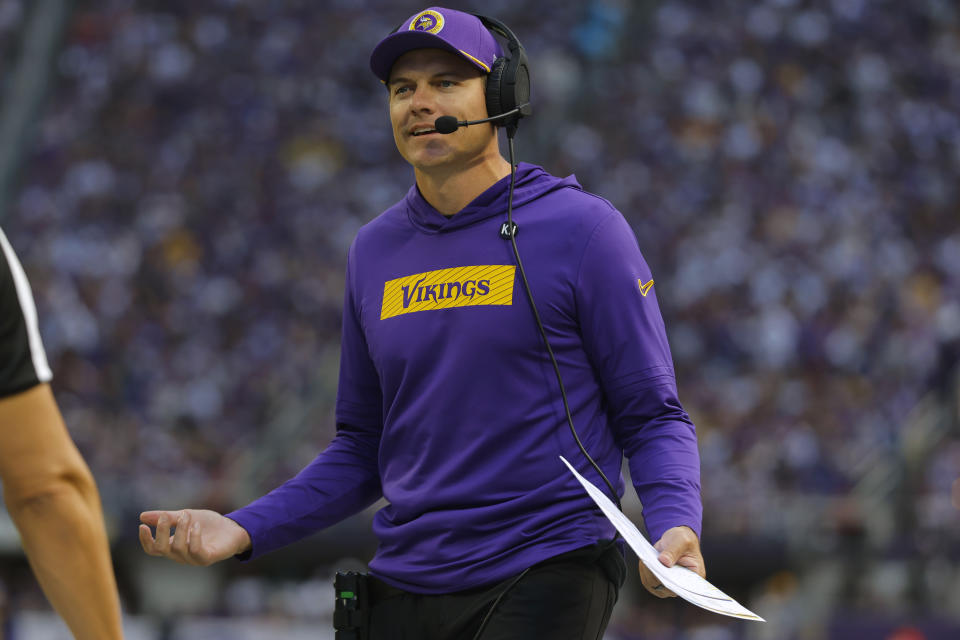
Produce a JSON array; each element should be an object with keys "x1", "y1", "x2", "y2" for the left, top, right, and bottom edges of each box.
[{"x1": 1, "y1": 0, "x2": 958, "y2": 637}]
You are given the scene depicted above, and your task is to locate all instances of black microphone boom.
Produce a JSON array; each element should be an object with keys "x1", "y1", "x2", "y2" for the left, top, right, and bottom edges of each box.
[{"x1": 433, "y1": 104, "x2": 529, "y2": 134}]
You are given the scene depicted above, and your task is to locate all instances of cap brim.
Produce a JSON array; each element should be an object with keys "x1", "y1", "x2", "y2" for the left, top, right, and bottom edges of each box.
[{"x1": 370, "y1": 31, "x2": 487, "y2": 82}]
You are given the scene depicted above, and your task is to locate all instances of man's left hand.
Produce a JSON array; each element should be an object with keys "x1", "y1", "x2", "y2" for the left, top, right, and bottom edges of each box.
[{"x1": 637, "y1": 525, "x2": 705, "y2": 598}]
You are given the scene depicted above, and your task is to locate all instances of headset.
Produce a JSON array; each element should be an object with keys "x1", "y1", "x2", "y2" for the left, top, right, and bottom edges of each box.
[{"x1": 466, "y1": 12, "x2": 532, "y2": 137}]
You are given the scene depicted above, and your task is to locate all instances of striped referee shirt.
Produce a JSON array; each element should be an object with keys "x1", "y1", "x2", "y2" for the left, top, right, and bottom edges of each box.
[{"x1": 0, "y1": 227, "x2": 52, "y2": 398}]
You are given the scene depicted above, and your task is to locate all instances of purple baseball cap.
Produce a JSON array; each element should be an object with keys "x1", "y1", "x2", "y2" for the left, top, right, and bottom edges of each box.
[{"x1": 370, "y1": 7, "x2": 503, "y2": 82}]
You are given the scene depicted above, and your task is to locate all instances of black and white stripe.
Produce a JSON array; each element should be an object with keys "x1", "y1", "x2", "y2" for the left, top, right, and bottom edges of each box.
[{"x1": 0, "y1": 227, "x2": 52, "y2": 397}]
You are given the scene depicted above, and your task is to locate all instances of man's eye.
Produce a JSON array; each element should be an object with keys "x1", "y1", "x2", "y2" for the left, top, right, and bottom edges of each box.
[
  {"x1": 394, "y1": 86, "x2": 410, "y2": 95},
  {"x1": 439, "y1": 80, "x2": 455, "y2": 88}
]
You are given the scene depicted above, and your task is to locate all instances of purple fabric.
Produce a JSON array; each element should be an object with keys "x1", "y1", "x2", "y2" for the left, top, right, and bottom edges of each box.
[
  {"x1": 370, "y1": 7, "x2": 503, "y2": 82},
  {"x1": 227, "y1": 163, "x2": 702, "y2": 593}
]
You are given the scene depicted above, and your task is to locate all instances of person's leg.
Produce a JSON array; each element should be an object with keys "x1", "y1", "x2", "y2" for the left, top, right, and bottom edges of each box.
[
  {"x1": 367, "y1": 577, "x2": 497, "y2": 640},
  {"x1": 367, "y1": 580, "x2": 432, "y2": 640},
  {"x1": 476, "y1": 544, "x2": 624, "y2": 640}
]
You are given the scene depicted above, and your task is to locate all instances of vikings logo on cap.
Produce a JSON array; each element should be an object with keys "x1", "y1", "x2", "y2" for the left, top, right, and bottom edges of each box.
[{"x1": 409, "y1": 9, "x2": 445, "y2": 34}]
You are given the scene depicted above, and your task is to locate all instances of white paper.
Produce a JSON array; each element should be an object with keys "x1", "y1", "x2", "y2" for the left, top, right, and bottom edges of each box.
[{"x1": 559, "y1": 456, "x2": 764, "y2": 622}]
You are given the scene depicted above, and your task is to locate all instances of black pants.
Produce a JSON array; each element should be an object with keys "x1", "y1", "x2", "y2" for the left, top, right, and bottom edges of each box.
[{"x1": 367, "y1": 542, "x2": 626, "y2": 640}]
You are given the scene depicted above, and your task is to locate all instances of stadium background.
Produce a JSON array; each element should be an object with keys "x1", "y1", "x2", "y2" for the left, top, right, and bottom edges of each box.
[{"x1": 1, "y1": 0, "x2": 958, "y2": 638}]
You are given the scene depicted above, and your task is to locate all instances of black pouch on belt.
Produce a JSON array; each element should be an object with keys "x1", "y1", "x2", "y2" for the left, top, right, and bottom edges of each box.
[{"x1": 334, "y1": 571, "x2": 369, "y2": 640}]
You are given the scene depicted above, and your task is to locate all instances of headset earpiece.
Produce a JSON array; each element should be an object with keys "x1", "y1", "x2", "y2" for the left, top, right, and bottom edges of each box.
[
  {"x1": 468, "y1": 13, "x2": 532, "y2": 132},
  {"x1": 485, "y1": 57, "x2": 507, "y2": 121}
]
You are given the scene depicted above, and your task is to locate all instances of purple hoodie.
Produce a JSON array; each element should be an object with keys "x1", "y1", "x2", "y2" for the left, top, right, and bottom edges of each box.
[{"x1": 227, "y1": 163, "x2": 701, "y2": 593}]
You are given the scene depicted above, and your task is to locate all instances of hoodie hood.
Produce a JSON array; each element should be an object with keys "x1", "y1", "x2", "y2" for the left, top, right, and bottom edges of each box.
[{"x1": 405, "y1": 163, "x2": 581, "y2": 233}]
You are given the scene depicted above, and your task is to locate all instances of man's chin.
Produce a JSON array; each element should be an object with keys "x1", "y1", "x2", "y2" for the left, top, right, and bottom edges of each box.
[{"x1": 408, "y1": 149, "x2": 456, "y2": 170}]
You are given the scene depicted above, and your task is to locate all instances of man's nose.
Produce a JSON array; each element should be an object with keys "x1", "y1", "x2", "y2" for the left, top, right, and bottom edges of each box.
[{"x1": 410, "y1": 85, "x2": 437, "y2": 113}]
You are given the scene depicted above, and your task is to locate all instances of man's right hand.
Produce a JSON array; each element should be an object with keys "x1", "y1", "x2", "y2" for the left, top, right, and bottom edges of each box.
[{"x1": 139, "y1": 509, "x2": 251, "y2": 566}]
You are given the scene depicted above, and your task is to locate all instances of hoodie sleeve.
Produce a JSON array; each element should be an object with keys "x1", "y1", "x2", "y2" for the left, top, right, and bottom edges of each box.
[
  {"x1": 574, "y1": 208, "x2": 702, "y2": 541},
  {"x1": 226, "y1": 243, "x2": 383, "y2": 559}
]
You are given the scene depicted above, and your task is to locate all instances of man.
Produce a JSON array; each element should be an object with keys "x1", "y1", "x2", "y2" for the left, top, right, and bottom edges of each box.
[
  {"x1": 139, "y1": 7, "x2": 704, "y2": 638},
  {"x1": 0, "y1": 227, "x2": 124, "y2": 639}
]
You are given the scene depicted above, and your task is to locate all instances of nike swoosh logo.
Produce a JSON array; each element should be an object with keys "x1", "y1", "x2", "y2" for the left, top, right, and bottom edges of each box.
[{"x1": 638, "y1": 279, "x2": 654, "y2": 297}]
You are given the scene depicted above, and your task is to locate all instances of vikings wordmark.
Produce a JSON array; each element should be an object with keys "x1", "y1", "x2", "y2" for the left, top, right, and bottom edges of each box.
[{"x1": 381, "y1": 265, "x2": 516, "y2": 319}]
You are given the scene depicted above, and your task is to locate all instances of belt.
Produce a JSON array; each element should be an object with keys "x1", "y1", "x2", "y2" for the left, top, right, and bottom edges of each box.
[{"x1": 367, "y1": 576, "x2": 409, "y2": 602}]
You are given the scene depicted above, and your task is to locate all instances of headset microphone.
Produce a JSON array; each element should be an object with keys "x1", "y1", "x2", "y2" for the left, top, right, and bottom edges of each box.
[{"x1": 433, "y1": 104, "x2": 529, "y2": 135}]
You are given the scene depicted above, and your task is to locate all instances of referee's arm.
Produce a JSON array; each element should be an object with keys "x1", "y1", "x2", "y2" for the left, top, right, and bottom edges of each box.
[{"x1": 0, "y1": 229, "x2": 124, "y2": 640}]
